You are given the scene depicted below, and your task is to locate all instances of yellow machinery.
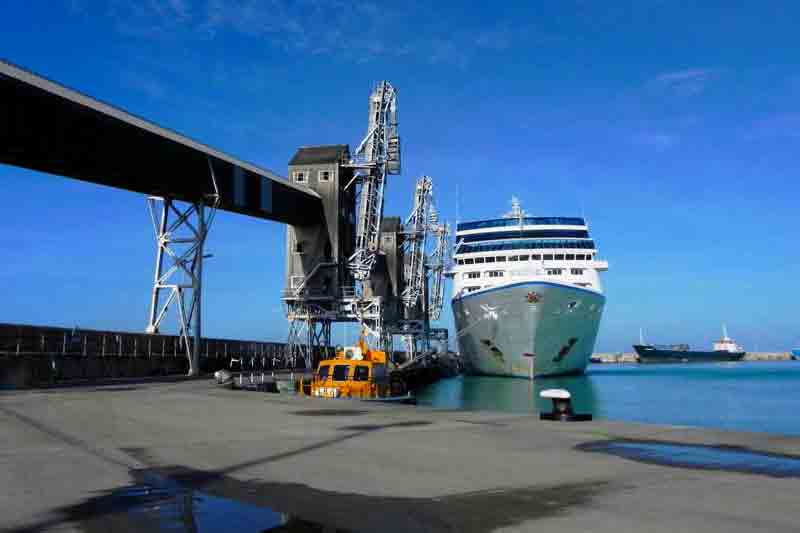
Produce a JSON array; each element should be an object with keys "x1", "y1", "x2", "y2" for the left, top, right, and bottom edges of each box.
[{"x1": 304, "y1": 335, "x2": 406, "y2": 399}]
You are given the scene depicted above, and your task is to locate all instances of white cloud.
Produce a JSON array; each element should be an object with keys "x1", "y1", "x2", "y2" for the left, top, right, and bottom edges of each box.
[
  {"x1": 75, "y1": 1, "x2": 522, "y2": 69},
  {"x1": 650, "y1": 68, "x2": 723, "y2": 96}
]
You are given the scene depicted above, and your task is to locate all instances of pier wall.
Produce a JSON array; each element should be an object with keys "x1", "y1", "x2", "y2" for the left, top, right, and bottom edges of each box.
[{"x1": 0, "y1": 323, "x2": 292, "y2": 388}]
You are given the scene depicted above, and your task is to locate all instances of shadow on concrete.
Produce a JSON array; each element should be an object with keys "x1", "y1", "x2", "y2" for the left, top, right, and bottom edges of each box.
[
  {"x1": 291, "y1": 409, "x2": 369, "y2": 417},
  {"x1": 338, "y1": 421, "x2": 433, "y2": 431},
  {"x1": 11, "y1": 463, "x2": 610, "y2": 533},
  {"x1": 36, "y1": 385, "x2": 145, "y2": 394},
  {"x1": 5, "y1": 404, "x2": 612, "y2": 532}
]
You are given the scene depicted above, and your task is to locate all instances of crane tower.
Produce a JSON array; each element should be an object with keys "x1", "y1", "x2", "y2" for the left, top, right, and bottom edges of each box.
[{"x1": 347, "y1": 81, "x2": 400, "y2": 281}]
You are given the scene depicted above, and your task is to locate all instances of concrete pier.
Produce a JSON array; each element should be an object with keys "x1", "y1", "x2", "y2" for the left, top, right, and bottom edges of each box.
[{"x1": 2, "y1": 380, "x2": 799, "y2": 532}]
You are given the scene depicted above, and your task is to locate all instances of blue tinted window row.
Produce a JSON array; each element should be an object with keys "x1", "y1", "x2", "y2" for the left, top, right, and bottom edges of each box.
[
  {"x1": 458, "y1": 239, "x2": 596, "y2": 253},
  {"x1": 457, "y1": 217, "x2": 585, "y2": 231},
  {"x1": 461, "y1": 229, "x2": 589, "y2": 243}
]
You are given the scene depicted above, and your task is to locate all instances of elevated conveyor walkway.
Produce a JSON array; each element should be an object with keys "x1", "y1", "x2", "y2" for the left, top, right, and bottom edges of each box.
[{"x1": 0, "y1": 59, "x2": 323, "y2": 226}]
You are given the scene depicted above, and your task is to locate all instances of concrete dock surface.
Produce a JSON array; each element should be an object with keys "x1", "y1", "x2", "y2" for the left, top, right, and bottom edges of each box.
[{"x1": 2, "y1": 380, "x2": 799, "y2": 532}]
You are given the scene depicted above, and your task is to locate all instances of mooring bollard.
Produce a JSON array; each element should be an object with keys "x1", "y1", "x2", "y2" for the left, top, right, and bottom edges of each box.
[{"x1": 539, "y1": 389, "x2": 592, "y2": 421}]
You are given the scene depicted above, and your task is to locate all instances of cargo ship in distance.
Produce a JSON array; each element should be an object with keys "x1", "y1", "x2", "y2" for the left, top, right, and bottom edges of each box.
[
  {"x1": 451, "y1": 198, "x2": 609, "y2": 378},
  {"x1": 633, "y1": 325, "x2": 746, "y2": 364}
]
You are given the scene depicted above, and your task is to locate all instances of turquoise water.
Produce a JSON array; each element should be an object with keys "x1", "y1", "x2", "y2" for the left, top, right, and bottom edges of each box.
[{"x1": 416, "y1": 361, "x2": 800, "y2": 436}]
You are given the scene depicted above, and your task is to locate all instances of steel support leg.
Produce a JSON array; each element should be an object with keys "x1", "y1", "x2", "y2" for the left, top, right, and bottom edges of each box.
[
  {"x1": 285, "y1": 314, "x2": 332, "y2": 370},
  {"x1": 145, "y1": 196, "x2": 216, "y2": 376}
]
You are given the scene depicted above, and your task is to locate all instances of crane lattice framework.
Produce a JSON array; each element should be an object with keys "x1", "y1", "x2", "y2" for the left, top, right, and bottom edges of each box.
[
  {"x1": 346, "y1": 81, "x2": 400, "y2": 281},
  {"x1": 401, "y1": 177, "x2": 433, "y2": 309},
  {"x1": 396, "y1": 178, "x2": 451, "y2": 359},
  {"x1": 427, "y1": 208, "x2": 451, "y2": 322},
  {"x1": 283, "y1": 82, "x2": 401, "y2": 367},
  {"x1": 281, "y1": 81, "x2": 451, "y2": 369}
]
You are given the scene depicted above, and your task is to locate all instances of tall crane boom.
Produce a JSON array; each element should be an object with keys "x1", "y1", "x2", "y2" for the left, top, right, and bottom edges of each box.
[
  {"x1": 347, "y1": 81, "x2": 400, "y2": 280},
  {"x1": 401, "y1": 177, "x2": 433, "y2": 308},
  {"x1": 427, "y1": 209, "x2": 450, "y2": 321}
]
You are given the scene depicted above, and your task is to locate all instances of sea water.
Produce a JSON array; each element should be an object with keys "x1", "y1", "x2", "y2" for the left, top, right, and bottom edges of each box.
[{"x1": 416, "y1": 361, "x2": 800, "y2": 436}]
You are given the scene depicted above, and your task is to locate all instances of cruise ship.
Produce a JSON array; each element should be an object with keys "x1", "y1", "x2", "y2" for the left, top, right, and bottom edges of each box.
[{"x1": 451, "y1": 198, "x2": 608, "y2": 378}]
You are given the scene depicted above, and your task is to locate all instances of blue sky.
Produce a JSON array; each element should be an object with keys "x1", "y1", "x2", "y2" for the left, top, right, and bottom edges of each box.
[{"x1": 1, "y1": 1, "x2": 799, "y2": 351}]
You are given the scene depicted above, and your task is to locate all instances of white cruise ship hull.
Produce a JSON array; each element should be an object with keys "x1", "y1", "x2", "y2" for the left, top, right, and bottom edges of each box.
[{"x1": 452, "y1": 280, "x2": 605, "y2": 378}]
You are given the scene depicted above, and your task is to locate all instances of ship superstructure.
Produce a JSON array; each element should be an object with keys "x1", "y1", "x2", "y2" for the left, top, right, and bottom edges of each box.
[{"x1": 451, "y1": 198, "x2": 608, "y2": 377}]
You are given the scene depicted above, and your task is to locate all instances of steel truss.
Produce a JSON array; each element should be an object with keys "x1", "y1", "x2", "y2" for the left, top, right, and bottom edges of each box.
[
  {"x1": 427, "y1": 208, "x2": 451, "y2": 321},
  {"x1": 282, "y1": 296, "x2": 387, "y2": 368},
  {"x1": 145, "y1": 166, "x2": 219, "y2": 376},
  {"x1": 393, "y1": 178, "x2": 451, "y2": 361},
  {"x1": 346, "y1": 81, "x2": 400, "y2": 281},
  {"x1": 285, "y1": 310, "x2": 332, "y2": 369},
  {"x1": 401, "y1": 176, "x2": 432, "y2": 308}
]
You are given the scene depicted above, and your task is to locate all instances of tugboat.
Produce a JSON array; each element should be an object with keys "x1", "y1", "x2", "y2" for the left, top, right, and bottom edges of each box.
[
  {"x1": 303, "y1": 334, "x2": 414, "y2": 403},
  {"x1": 633, "y1": 325, "x2": 746, "y2": 364}
]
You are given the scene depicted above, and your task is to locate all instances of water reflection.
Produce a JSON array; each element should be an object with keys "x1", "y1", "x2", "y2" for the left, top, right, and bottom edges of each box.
[
  {"x1": 416, "y1": 373, "x2": 599, "y2": 416},
  {"x1": 417, "y1": 362, "x2": 800, "y2": 436},
  {"x1": 73, "y1": 472, "x2": 350, "y2": 533},
  {"x1": 579, "y1": 440, "x2": 800, "y2": 478}
]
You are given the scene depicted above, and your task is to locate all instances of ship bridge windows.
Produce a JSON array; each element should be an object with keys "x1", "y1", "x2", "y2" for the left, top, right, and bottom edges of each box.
[
  {"x1": 487, "y1": 270, "x2": 505, "y2": 278},
  {"x1": 464, "y1": 272, "x2": 481, "y2": 279},
  {"x1": 519, "y1": 254, "x2": 529, "y2": 261},
  {"x1": 509, "y1": 255, "x2": 519, "y2": 261},
  {"x1": 457, "y1": 217, "x2": 586, "y2": 231},
  {"x1": 566, "y1": 254, "x2": 575, "y2": 260},
  {"x1": 555, "y1": 254, "x2": 565, "y2": 260},
  {"x1": 474, "y1": 257, "x2": 485, "y2": 264},
  {"x1": 496, "y1": 256, "x2": 506, "y2": 262},
  {"x1": 460, "y1": 229, "x2": 590, "y2": 243},
  {"x1": 532, "y1": 254, "x2": 541, "y2": 260},
  {"x1": 571, "y1": 268, "x2": 584, "y2": 275},
  {"x1": 575, "y1": 254, "x2": 585, "y2": 260},
  {"x1": 543, "y1": 254, "x2": 554, "y2": 261},
  {"x1": 485, "y1": 257, "x2": 495, "y2": 263},
  {"x1": 546, "y1": 268, "x2": 563, "y2": 275},
  {"x1": 464, "y1": 258, "x2": 475, "y2": 264}
]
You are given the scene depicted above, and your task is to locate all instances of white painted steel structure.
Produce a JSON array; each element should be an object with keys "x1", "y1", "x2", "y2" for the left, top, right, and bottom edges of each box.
[{"x1": 346, "y1": 81, "x2": 400, "y2": 281}]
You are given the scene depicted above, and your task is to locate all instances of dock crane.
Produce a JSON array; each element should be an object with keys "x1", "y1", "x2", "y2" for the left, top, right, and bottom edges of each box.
[
  {"x1": 346, "y1": 81, "x2": 400, "y2": 282},
  {"x1": 282, "y1": 81, "x2": 450, "y2": 369},
  {"x1": 399, "y1": 176, "x2": 451, "y2": 359}
]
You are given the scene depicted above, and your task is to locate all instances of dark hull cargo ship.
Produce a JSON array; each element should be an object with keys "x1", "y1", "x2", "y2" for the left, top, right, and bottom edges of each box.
[
  {"x1": 633, "y1": 325, "x2": 746, "y2": 364},
  {"x1": 632, "y1": 344, "x2": 745, "y2": 364}
]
